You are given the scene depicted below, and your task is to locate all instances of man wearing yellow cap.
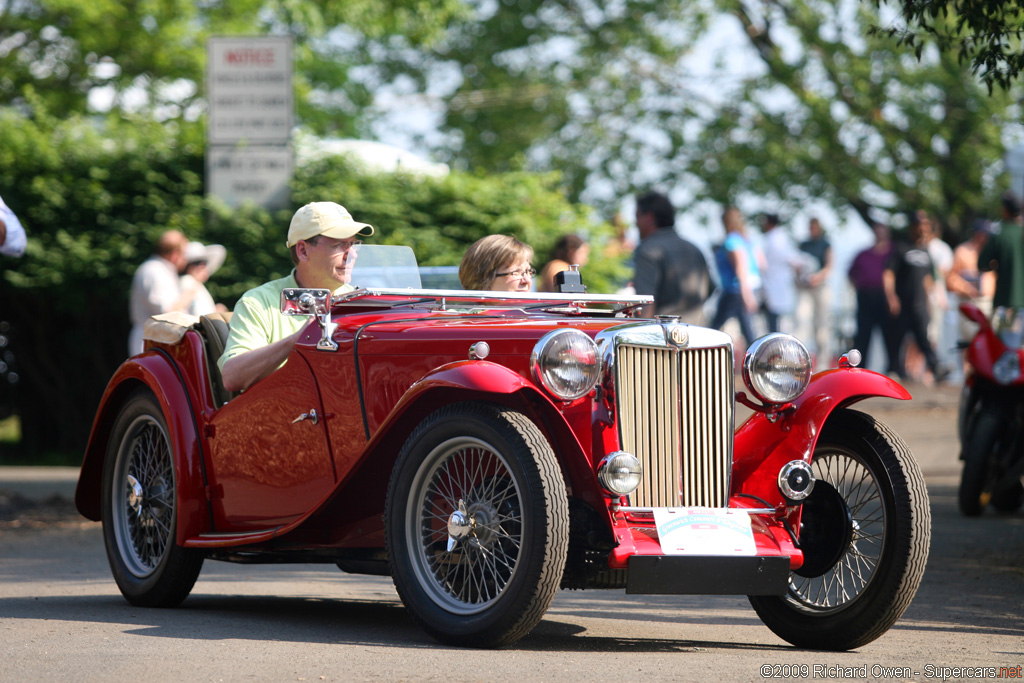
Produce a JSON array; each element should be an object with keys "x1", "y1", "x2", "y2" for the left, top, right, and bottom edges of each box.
[{"x1": 218, "y1": 201, "x2": 374, "y2": 392}]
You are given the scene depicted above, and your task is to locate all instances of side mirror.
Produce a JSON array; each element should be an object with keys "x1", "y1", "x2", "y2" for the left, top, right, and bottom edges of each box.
[{"x1": 280, "y1": 288, "x2": 338, "y2": 350}]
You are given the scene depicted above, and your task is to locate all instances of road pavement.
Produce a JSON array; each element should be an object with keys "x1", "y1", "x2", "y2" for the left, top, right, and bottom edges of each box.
[{"x1": 1, "y1": 382, "x2": 1022, "y2": 682}]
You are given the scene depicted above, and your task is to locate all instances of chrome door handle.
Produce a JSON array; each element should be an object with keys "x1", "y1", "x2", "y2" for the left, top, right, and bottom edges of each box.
[{"x1": 292, "y1": 409, "x2": 319, "y2": 425}]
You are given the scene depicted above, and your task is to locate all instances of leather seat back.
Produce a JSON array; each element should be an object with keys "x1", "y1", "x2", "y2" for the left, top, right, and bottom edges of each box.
[{"x1": 197, "y1": 312, "x2": 233, "y2": 406}]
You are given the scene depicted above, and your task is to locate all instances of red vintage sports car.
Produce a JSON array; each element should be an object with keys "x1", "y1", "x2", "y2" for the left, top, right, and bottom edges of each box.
[{"x1": 76, "y1": 245, "x2": 930, "y2": 649}]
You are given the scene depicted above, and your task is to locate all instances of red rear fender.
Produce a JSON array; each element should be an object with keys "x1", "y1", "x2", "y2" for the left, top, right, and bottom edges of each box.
[{"x1": 75, "y1": 350, "x2": 210, "y2": 542}]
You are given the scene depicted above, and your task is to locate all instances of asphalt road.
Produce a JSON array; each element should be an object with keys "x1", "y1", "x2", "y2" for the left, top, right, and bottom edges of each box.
[{"x1": 1, "y1": 384, "x2": 1022, "y2": 682}]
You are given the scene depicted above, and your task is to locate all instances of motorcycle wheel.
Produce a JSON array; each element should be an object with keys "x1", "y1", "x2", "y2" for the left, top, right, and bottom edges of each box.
[
  {"x1": 385, "y1": 402, "x2": 569, "y2": 648},
  {"x1": 991, "y1": 481, "x2": 1024, "y2": 513},
  {"x1": 101, "y1": 388, "x2": 204, "y2": 606},
  {"x1": 959, "y1": 410, "x2": 1001, "y2": 516},
  {"x1": 749, "y1": 409, "x2": 930, "y2": 651}
]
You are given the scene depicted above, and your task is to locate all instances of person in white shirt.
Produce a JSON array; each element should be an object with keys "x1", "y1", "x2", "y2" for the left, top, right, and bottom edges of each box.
[
  {"x1": 758, "y1": 213, "x2": 806, "y2": 333},
  {"x1": 180, "y1": 241, "x2": 227, "y2": 317},
  {"x1": 0, "y1": 193, "x2": 26, "y2": 258},
  {"x1": 128, "y1": 230, "x2": 199, "y2": 356},
  {"x1": 923, "y1": 215, "x2": 954, "y2": 372}
]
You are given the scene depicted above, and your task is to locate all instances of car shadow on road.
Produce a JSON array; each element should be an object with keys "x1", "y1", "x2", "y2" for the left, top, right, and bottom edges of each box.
[{"x1": 521, "y1": 618, "x2": 792, "y2": 652}]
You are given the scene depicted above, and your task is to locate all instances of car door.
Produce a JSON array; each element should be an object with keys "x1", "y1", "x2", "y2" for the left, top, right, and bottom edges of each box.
[{"x1": 205, "y1": 352, "x2": 334, "y2": 531}]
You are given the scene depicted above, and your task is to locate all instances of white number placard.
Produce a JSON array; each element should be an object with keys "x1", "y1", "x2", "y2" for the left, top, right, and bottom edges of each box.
[{"x1": 653, "y1": 508, "x2": 756, "y2": 556}]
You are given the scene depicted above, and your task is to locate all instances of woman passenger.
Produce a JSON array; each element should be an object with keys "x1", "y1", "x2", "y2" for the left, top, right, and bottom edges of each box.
[{"x1": 459, "y1": 234, "x2": 535, "y2": 292}]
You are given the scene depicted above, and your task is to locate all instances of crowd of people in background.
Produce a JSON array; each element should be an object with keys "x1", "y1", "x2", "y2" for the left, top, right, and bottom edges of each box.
[
  {"x1": 10, "y1": 180, "x2": 1024, "y2": 388},
  {"x1": 623, "y1": 190, "x2": 1024, "y2": 385}
]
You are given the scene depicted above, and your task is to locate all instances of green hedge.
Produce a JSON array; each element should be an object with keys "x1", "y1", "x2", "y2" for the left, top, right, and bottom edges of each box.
[{"x1": 0, "y1": 108, "x2": 627, "y2": 459}]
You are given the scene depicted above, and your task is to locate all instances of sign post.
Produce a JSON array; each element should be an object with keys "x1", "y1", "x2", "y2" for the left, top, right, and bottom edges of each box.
[{"x1": 206, "y1": 36, "x2": 293, "y2": 209}]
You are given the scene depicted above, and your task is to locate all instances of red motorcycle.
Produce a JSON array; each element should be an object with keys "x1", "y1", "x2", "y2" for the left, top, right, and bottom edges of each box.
[{"x1": 958, "y1": 302, "x2": 1024, "y2": 515}]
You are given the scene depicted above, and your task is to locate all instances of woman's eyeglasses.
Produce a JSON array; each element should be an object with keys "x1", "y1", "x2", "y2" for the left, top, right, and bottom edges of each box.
[{"x1": 494, "y1": 268, "x2": 536, "y2": 279}]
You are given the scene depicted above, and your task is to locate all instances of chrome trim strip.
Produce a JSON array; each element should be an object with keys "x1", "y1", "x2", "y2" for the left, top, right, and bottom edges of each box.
[
  {"x1": 618, "y1": 506, "x2": 776, "y2": 516},
  {"x1": 337, "y1": 286, "x2": 653, "y2": 307}
]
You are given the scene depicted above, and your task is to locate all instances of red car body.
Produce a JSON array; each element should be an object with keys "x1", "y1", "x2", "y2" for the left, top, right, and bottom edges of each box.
[{"x1": 77, "y1": 266, "x2": 928, "y2": 650}]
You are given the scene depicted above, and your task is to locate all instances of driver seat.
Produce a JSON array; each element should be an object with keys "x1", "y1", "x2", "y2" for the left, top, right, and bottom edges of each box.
[{"x1": 197, "y1": 312, "x2": 234, "y2": 406}]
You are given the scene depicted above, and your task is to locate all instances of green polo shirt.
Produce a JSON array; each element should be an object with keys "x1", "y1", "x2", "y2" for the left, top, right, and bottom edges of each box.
[
  {"x1": 979, "y1": 220, "x2": 1024, "y2": 308},
  {"x1": 218, "y1": 271, "x2": 353, "y2": 373}
]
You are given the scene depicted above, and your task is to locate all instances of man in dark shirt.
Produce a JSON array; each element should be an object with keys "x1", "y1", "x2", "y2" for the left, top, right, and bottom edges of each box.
[
  {"x1": 883, "y1": 212, "x2": 950, "y2": 383},
  {"x1": 978, "y1": 192, "x2": 1024, "y2": 309},
  {"x1": 632, "y1": 191, "x2": 711, "y2": 323},
  {"x1": 848, "y1": 221, "x2": 896, "y2": 372}
]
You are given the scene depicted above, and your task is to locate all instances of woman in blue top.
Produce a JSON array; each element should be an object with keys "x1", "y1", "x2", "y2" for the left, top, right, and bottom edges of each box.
[{"x1": 710, "y1": 206, "x2": 763, "y2": 346}]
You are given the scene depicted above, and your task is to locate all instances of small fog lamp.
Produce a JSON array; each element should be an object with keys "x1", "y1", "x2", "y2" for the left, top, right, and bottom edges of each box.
[{"x1": 598, "y1": 452, "x2": 643, "y2": 496}]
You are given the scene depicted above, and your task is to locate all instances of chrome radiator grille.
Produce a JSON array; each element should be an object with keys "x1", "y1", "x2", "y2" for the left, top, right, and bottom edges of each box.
[{"x1": 614, "y1": 344, "x2": 734, "y2": 508}]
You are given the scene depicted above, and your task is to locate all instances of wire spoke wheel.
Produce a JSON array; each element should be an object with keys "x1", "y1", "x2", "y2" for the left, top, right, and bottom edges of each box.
[
  {"x1": 787, "y1": 450, "x2": 885, "y2": 612},
  {"x1": 113, "y1": 414, "x2": 176, "y2": 577},
  {"x1": 410, "y1": 437, "x2": 523, "y2": 613},
  {"x1": 386, "y1": 403, "x2": 568, "y2": 648},
  {"x1": 101, "y1": 388, "x2": 203, "y2": 607},
  {"x1": 749, "y1": 408, "x2": 930, "y2": 651}
]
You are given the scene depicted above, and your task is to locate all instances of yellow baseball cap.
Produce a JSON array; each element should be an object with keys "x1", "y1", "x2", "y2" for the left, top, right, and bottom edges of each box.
[{"x1": 286, "y1": 202, "x2": 374, "y2": 248}]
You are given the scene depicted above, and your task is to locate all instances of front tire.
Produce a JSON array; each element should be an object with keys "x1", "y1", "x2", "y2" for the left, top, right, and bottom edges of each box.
[
  {"x1": 749, "y1": 409, "x2": 930, "y2": 650},
  {"x1": 959, "y1": 409, "x2": 1001, "y2": 516},
  {"x1": 385, "y1": 403, "x2": 569, "y2": 647},
  {"x1": 101, "y1": 388, "x2": 203, "y2": 607}
]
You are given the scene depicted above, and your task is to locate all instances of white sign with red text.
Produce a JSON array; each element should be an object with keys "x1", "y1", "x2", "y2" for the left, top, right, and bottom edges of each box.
[
  {"x1": 653, "y1": 507, "x2": 757, "y2": 556},
  {"x1": 207, "y1": 36, "x2": 293, "y2": 144}
]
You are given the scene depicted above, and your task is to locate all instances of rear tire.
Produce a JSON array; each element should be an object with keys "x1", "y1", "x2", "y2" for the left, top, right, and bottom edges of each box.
[
  {"x1": 101, "y1": 388, "x2": 203, "y2": 607},
  {"x1": 749, "y1": 409, "x2": 930, "y2": 650}
]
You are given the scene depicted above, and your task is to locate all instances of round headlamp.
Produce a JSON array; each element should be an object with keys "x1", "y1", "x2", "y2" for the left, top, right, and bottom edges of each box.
[
  {"x1": 531, "y1": 329, "x2": 601, "y2": 401},
  {"x1": 742, "y1": 333, "x2": 812, "y2": 404},
  {"x1": 597, "y1": 451, "x2": 643, "y2": 496}
]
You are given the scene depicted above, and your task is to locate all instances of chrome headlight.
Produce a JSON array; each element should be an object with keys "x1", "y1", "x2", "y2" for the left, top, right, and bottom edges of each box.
[
  {"x1": 993, "y1": 350, "x2": 1021, "y2": 385},
  {"x1": 531, "y1": 329, "x2": 601, "y2": 401},
  {"x1": 743, "y1": 333, "x2": 812, "y2": 404},
  {"x1": 597, "y1": 451, "x2": 643, "y2": 496}
]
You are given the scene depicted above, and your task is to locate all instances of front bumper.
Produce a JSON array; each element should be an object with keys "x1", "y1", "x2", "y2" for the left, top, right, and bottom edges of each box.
[
  {"x1": 626, "y1": 555, "x2": 789, "y2": 595},
  {"x1": 606, "y1": 500, "x2": 802, "y2": 596}
]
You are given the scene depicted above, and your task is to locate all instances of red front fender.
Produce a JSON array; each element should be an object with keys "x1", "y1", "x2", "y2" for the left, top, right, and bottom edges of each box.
[
  {"x1": 74, "y1": 349, "x2": 210, "y2": 543},
  {"x1": 371, "y1": 360, "x2": 594, "y2": 496},
  {"x1": 293, "y1": 359, "x2": 604, "y2": 547},
  {"x1": 732, "y1": 367, "x2": 911, "y2": 505}
]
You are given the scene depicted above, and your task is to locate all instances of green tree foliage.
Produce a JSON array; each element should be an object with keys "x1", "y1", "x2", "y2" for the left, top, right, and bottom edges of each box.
[
  {"x1": 875, "y1": 1, "x2": 1024, "y2": 91},
  {"x1": 384, "y1": 0, "x2": 1015, "y2": 236},
  {"x1": 697, "y1": 0, "x2": 1017, "y2": 238},
  {"x1": 0, "y1": 107, "x2": 621, "y2": 457},
  {"x1": 0, "y1": 0, "x2": 465, "y2": 135},
  {"x1": 386, "y1": 0, "x2": 711, "y2": 206}
]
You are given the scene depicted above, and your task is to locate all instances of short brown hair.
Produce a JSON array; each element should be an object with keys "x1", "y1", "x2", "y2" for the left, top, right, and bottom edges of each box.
[
  {"x1": 289, "y1": 235, "x2": 320, "y2": 265},
  {"x1": 459, "y1": 234, "x2": 534, "y2": 291},
  {"x1": 155, "y1": 230, "x2": 186, "y2": 257},
  {"x1": 722, "y1": 207, "x2": 746, "y2": 235}
]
